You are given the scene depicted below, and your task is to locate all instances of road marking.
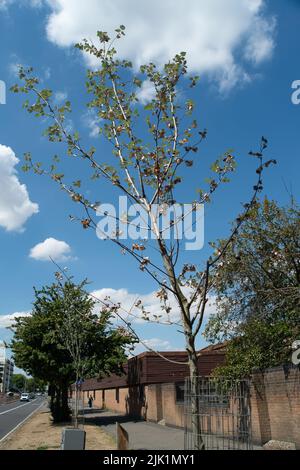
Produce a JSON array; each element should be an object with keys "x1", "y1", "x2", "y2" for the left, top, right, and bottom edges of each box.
[
  {"x1": 0, "y1": 400, "x2": 45, "y2": 443},
  {"x1": 0, "y1": 399, "x2": 19, "y2": 407},
  {"x1": 0, "y1": 398, "x2": 38, "y2": 416}
]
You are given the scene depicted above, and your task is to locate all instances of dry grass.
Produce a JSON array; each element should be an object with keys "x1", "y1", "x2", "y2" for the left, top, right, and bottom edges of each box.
[{"x1": 0, "y1": 409, "x2": 116, "y2": 451}]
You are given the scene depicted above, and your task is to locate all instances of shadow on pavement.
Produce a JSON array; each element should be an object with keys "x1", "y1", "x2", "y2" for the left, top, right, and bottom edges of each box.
[{"x1": 84, "y1": 409, "x2": 143, "y2": 426}]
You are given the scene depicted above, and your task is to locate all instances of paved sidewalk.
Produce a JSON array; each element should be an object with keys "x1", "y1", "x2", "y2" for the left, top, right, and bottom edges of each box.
[
  {"x1": 83, "y1": 408, "x2": 263, "y2": 450},
  {"x1": 84, "y1": 409, "x2": 184, "y2": 450}
]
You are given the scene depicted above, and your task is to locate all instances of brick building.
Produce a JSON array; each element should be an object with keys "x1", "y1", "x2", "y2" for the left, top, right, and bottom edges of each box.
[
  {"x1": 75, "y1": 343, "x2": 226, "y2": 424},
  {"x1": 74, "y1": 345, "x2": 300, "y2": 448}
]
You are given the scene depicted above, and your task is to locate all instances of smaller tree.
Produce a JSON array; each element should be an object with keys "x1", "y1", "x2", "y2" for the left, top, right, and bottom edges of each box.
[
  {"x1": 205, "y1": 199, "x2": 300, "y2": 378},
  {"x1": 10, "y1": 278, "x2": 135, "y2": 423},
  {"x1": 10, "y1": 373, "x2": 27, "y2": 392},
  {"x1": 26, "y1": 377, "x2": 46, "y2": 393}
]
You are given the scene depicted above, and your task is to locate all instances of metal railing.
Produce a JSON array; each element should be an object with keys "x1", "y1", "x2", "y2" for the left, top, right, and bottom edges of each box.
[{"x1": 184, "y1": 376, "x2": 252, "y2": 450}]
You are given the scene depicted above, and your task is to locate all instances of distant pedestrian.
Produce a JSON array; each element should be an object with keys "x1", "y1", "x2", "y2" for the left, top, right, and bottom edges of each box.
[{"x1": 88, "y1": 395, "x2": 94, "y2": 408}]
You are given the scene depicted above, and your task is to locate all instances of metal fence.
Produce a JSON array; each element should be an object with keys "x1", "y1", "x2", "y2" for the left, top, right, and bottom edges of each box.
[{"x1": 184, "y1": 377, "x2": 252, "y2": 450}]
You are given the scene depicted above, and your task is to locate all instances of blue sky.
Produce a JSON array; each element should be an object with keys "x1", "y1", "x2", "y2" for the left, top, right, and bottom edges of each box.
[{"x1": 0, "y1": 0, "x2": 299, "y2": 363}]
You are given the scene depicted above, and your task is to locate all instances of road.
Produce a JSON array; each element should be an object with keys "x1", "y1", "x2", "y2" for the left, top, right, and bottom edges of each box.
[{"x1": 0, "y1": 397, "x2": 46, "y2": 442}]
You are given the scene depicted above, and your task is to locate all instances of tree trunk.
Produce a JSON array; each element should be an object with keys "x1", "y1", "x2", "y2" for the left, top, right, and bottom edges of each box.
[
  {"x1": 61, "y1": 382, "x2": 71, "y2": 422},
  {"x1": 153, "y1": 233, "x2": 205, "y2": 449},
  {"x1": 49, "y1": 383, "x2": 56, "y2": 420},
  {"x1": 49, "y1": 382, "x2": 71, "y2": 423},
  {"x1": 186, "y1": 335, "x2": 205, "y2": 450},
  {"x1": 74, "y1": 376, "x2": 79, "y2": 428}
]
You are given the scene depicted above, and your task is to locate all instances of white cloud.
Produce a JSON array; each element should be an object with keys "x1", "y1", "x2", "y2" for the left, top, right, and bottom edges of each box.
[
  {"x1": 0, "y1": 0, "x2": 42, "y2": 10},
  {"x1": 9, "y1": 63, "x2": 20, "y2": 77},
  {"x1": 54, "y1": 90, "x2": 67, "y2": 103},
  {"x1": 8, "y1": 54, "x2": 51, "y2": 82},
  {"x1": 0, "y1": 0, "x2": 12, "y2": 9},
  {"x1": 91, "y1": 287, "x2": 215, "y2": 324},
  {"x1": 43, "y1": 67, "x2": 51, "y2": 80},
  {"x1": 29, "y1": 237, "x2": 73, "y2": 261},
  {"x1": 132, "y1": 338, "x2": 174, "y2": 356},
  {"x1": 29, "y1": 0, "x2": 43, "y2": 6},
  {"x1": 136, "y1": 80, "x2": 156, "y2": 104},
  {"x1": 82, "y1": 109, "x2": 101, "y2": 138},
  {"x1": 38, "y1": 0, "x2": 276, "y2": 91},
  {"x1": 244, "y1": 16, "x2": 276, "y2": 64},
  {"x1": 0, "y1": 144, "x2": 39, "y2": 232},
  {"x1": 91, "y1": 287, "x2": 176, "y2": 323},
  {"x1": 0, "y1": 311, "x2": 31, "y2": 328},
  {"x1": 8, "y1": 55, "x2": 21, "y2": 77}
]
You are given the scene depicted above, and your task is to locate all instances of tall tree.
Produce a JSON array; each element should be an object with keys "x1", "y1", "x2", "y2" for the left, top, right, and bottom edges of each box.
[
  {"x1": 10, "y1": 279, "x2": 134, "y2": 422},
  {"x1": 11, "y1": 27, "x2": 275, "y2": 447},
  {"x1": 205, "y1": 199, "x2": 300, "y2": 378}
]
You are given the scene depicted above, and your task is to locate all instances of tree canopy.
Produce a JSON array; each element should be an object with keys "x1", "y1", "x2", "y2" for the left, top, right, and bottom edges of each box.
[
  {"x1": 205, "y1": 199, "x2": 300, "y2": 378},
  {"x1": 10, "y1": 374, "x2": 27, "y2": 392},
  {"x1": 10, "y1": 279, "x2": 135, "y2": 421},
  {"x1": 10, "y1": 374, "x2": 45, "y2": 393}
]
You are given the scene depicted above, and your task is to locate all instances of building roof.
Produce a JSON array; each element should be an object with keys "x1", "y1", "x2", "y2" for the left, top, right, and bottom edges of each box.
[
  {"x1": 197, "y1": 342, "x2": 228, "y2": 354},
  {"x1": 77, "y1": 343, "x2": 226, "y2": 392}
]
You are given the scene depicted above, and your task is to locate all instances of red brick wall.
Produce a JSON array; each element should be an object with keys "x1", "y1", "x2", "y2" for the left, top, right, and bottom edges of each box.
[
  {"x1": 251, "y1": 366, "x2": 300, "y2": 448},
  {"x1": 146, "y1": 384, "x2": 162, "y2": 422},
  {"x1": 103, "y1": 388, "x2": 129, "y2": 414},
  {"x1": 88, "y1": 386, "x2": 148, "y2": 419},
  {"x1": 82, "y1": 365, "x2": 300, "y2": 449},
  {"x1": 93, "y1": 389, "x2": 105, "y2": 408},
  {"x1": 162, "y1": 383, "x2": 185, "y2": 427}
]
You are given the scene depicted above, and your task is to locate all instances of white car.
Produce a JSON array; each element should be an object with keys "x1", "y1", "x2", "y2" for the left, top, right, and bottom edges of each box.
[{"x1": 20, "y1": 393, "x2": 29, "y2": 402}]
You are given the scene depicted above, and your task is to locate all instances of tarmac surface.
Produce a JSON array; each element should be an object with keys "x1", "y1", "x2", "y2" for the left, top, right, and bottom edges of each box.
[{"x1": 0, "y1": 397, "x2": 45, "y2": 442}]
